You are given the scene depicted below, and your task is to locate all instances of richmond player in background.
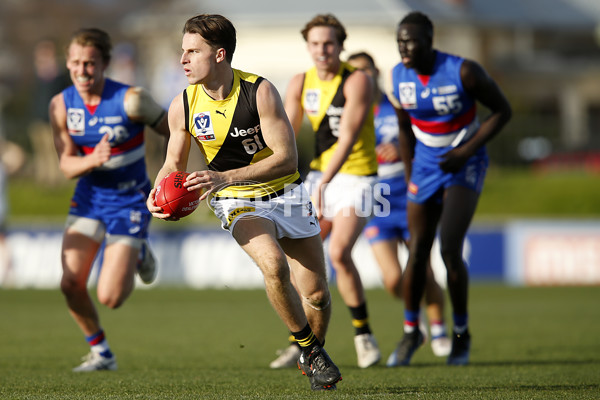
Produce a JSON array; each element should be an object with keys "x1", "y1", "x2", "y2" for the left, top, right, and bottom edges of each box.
[
  {"x1": 390, "y1": 11, "x2": 511, "y2": 366},
  {"x1": 146, "y1": 14, "x2": 342, "y2": 391},
  {"x1": 271, "y1": 14, "x2": 381, "y2": 370},
  {"x1": 49, "y1": 28, "x2": 169, "y2": 372}
]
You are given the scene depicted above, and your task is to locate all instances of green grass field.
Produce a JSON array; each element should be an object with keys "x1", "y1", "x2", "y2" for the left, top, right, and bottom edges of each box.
[{"x1": 1, "y1": 285, "x2": 599, "y2": 399}]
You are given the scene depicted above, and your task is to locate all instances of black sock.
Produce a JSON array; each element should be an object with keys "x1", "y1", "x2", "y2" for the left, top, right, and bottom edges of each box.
[
  {"x1": 291, "y1": 324, "x2": 322, "y2": 356},
  {"x1": 350, "y1": 303, "x2": 372, "y2": 335},
  {"x1": 287, "y1": 333, "x2": 301, "y2": 349}
]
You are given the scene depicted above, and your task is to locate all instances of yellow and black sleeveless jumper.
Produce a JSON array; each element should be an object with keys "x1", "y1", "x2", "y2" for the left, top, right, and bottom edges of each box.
[
  {"x1": 301, "y1": 62, "x2": 377, "y2": 176},
  {"x1": 184, "y1": 69, "x2": 300, "y2": 199}
]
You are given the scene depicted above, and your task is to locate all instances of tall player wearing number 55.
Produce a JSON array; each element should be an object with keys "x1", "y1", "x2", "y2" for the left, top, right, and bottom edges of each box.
[
  {"x1": 390, "y1": 11, "x2": 511, "y2": 366},
  {"x1": 49, "y1": 28, "x2": 169, "y2": 372},
  {"x1": 146, "y1": 14, "x2": 341, "y2": 391}
]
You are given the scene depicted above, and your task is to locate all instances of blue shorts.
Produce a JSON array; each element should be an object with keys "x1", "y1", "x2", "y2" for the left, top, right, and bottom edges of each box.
[
  {"x1": 408, "y1": 144, "x2": 488, "y2": 204},
  {"x1": 364, "y1": 175, "x2": 409, "y2": 244},
  {"x1": 68, "y1": 179, "x2": 152, "y2": 239}
]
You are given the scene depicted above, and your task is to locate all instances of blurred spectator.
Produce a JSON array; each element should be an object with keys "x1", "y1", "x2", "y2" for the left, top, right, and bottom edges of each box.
[
  {"x1": 107, "y1": 42, "x2": 140, "y2": 86},
  {"x1": 29, "y1": 39, "x2": 71, "y2": 186},
  {"x1": 150, "y1": 47, "x2": 188, "y2": 109},
  {"x1": 0, "y1": 136, "x2": 25, "y2": 287},
  {"x1": 0, "y1": 158, "x2": 9, "y2": 286}
]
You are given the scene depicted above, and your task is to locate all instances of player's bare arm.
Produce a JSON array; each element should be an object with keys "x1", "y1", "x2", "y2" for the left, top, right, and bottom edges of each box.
[
  {"x1": 283, "y1": 73, "x2": 306, "y2": 135},
  {"x1": 396, "y1": 107, "x2": 415, "y2": 182},
  {"x1": 148, "y1": 92, "x2": 192, "y2": 218},
  {"x1": 49, "y1": 93, "x2": 111, "y2": 180},
  {"x1": 123, "y1": 87, "x2": 170, "y2": 138},
  {"x1": 387, "y1": 92, "x2": 416, "y2": 182},
  {"x1": 438, "y1": 60, "x2": 512, "y2": 173},
  {"x1": 461, "y1": 60, "x2": 512, "y2": 149},
  {"x1": 254, "y1": 79, "x2": 299, "y2": 177},
  {"x1": 319, "y1": 69, "x2": 373, "y2": 185},
  {"x1": 185, "y1": 79, "x2": 297, "y2": 198}
]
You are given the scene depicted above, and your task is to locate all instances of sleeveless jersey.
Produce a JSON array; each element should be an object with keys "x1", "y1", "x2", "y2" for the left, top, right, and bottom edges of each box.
[
  {"x1": 391, "y1": 50, "x2": 480, "y2": 159},
  {"x1": 184, "y1": 69, "x2": 300, "y2": 199},
  {"x1": 63, "y1": 78, "x2": 149, "y2": 193},
  {"x1": 301, "y1": 62, "x2": 377, "y2": 176},
  {"x1": 392, "y1": 51, "x2": 488, "y2": 203}
]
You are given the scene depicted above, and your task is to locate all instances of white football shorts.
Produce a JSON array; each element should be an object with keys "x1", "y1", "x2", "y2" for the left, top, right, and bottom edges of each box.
[
  {"x1": 210, "y1": 182, "x2": 321, "y2": 239},
  {"x1": 304, "y1": 171, "x2": 377, "y2": 221}
]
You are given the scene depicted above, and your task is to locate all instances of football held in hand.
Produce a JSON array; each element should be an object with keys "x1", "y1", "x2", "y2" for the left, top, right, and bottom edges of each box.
[{"x1": 155, "y1": 171, "x2": 202, "y2": 219}]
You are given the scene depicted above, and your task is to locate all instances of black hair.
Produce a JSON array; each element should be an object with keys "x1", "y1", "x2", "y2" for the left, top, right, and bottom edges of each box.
[
  {"x1": 347, "y1": 51, "x2": 375, "y2": 69},
  {"x1": 398, "y1": 11, "x2": 433, "y2": 39},
  {"x1": 184, "y1": 14, "x2": 236, "y2": 63}
]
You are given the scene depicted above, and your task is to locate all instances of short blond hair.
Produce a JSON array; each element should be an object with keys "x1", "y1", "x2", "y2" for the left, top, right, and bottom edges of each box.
[
  {"x1": 301, "y1": 14, "x2": 347, "y2": 45},
  {"x1": 68, "y1": 28, "x2": 112, "y2": 64}
]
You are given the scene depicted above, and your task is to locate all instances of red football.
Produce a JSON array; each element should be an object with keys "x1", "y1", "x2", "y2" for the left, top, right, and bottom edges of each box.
[{"x1": 154, "y1": 171, "x2": 202, "y2": 219}]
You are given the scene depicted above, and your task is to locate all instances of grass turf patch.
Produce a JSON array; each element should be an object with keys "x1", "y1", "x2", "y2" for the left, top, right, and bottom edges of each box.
[{"x1": 0, "y1": 285, "x2": 598, "y2": 399}]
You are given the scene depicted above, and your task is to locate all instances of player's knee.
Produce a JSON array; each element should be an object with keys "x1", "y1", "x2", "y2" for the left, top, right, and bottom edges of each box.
[
  {"x1": 97, "y1": 290, "x2": 125, "y2": 309},
  {"x1": 303, "y1": 291, "x2": 331, "y2": 311},
  {"x1": 411, "y1": 244, "x2": 432, "y2": 267},
  {"x1": 439, "y1": 246, "x2": 462, "y2": 271},
  {"x1": 261, "y1": 259, "x2": 290, "y2": 285},
  {"x1": 328, "y1": 247, "x2": 353, "y2": 270},
  {"x1": 384, "y1": 277, "x2": 403, "y2": 299},
  {"x1": 60, "y1": 274, "x2": 85, "y2": 298}
]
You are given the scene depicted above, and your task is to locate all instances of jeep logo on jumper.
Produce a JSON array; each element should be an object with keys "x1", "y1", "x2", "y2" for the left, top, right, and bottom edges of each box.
[
  {"x1": 230, "y1": 124, "x2": 261, "y2": 137},
  {"x1": 326, "y1": 105, "x2": 343, "y2": 117}
]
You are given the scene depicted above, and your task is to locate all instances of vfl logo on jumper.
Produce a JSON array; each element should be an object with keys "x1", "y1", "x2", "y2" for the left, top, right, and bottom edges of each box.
[
  {"x1": 227, "y1": 206, "x2": 255, "y2": 224},
  {"x1": 67, "y1": 108, "x2": 85, "y2": 135},
  {"x1": 399, "y1": 82, "x2": 417, "y2": 109},
  {"x1": 304, "y1": 89, "x2": 321, "y2": 116},
  {"x1": 193, "y1": 112, "x2": 216, "y2": 141}
]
